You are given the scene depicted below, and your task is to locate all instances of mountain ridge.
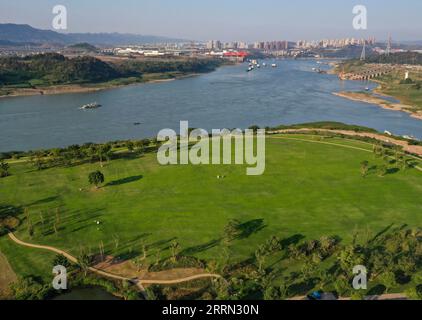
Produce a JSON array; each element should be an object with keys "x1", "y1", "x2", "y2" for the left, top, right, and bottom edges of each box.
[{"x1": 0, "y1": 23, "x2": 187, "y2": 46}]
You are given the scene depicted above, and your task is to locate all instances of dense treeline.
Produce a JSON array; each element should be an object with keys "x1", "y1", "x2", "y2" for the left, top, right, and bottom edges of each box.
[
  {"x1": 0, "y1": 53, "x2": 119, "y2": 86},
  {"x1": 116, "y1": 58, "x2": 223, "y2": 75},
  {"x1": 0, "y1": 53, "x2": 224, "y2": 86},
  {"x1": 366, "y1": 51, "x2": 422, "y2": 65}
]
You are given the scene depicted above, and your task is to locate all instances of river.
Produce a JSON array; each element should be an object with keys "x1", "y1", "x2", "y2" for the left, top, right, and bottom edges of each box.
[{"x1": 0, "y1": 59, "x2": 421, "y2": 152}]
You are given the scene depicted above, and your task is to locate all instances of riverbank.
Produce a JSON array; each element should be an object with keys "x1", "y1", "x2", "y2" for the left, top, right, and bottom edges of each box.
[
  {"x1": 0, "y1": 72, "x2": 199, "y2": 99},
  {"x1": 333, "y1": 91, "x2": 422, "y2": 120},
  {"x1": 331, "y1": 60, "x2": 422, "y2": 120}
]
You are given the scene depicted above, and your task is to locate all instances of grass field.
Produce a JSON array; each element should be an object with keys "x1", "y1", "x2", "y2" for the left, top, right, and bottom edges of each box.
[{"x1": 0, "y1": 134, "x2": 421, "y2": 290}]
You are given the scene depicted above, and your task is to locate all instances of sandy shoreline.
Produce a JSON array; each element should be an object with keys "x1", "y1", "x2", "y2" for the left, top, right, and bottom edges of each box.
[{"x1": 333, "y1": 91, "x2": 422, "y2": 121}]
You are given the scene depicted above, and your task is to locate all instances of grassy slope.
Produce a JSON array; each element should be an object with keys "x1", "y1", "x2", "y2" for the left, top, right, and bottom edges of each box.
[
  {"x1": 375, "y1": 69, "x2": 422, "y2": 111},
  {"x1": 0, "y1": 135, "x2": 421, "y2": 278}
]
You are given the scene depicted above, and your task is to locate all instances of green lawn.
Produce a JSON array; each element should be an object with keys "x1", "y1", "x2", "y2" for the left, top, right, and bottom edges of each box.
[{"x1": 0, "y1": 135, "x2": 421, "y2": 279}]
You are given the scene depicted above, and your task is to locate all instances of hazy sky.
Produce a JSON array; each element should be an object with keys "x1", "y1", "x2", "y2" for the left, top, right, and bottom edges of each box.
[{"x1": 1, "y1": 0, "x2": 421, "y2": 41}]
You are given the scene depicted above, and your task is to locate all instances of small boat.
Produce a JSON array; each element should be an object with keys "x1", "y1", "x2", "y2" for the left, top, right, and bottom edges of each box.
[
  {"x1": 80, "y1": 102, "x2": 102, "y2": 110},
  {"x1": 365, "y1": 87, "x2": 370, "y2": 91},
  {"x1": 133, "y1": 122, "x2": 141, "y2": 126},
  {"x1": 262, "y1": 63, "x2": 267, "y2": 67},
  {"x1": 271, "y1": 64, "x2": 277, "y2": 68}
]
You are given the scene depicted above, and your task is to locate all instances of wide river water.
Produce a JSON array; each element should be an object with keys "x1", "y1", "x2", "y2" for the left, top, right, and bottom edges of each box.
[{"x1": 0, "y1": 59, "x2": 421, "y2": 152}]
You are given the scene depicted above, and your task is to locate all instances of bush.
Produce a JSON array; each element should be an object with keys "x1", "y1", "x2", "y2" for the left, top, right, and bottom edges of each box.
[
  {"x1": 10, "y1": 277, "x2": 55, "y2": 300},
  {"x1": 400, "y1": 78, "x2": 413, "y2": 84},
  {"x1": 0, "y1": 226, "x2": 9, "y2": 236}
]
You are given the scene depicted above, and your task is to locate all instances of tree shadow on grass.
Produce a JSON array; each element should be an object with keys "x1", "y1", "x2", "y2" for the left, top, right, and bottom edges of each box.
[
  {"x1": 238, "y1": 219, "x2": 266, "y2": 239},
  {"x1": 180, "y1": 239, "x2": 221, "y2": 256},
  {"x1": 26, "y1": 196, "x2": 60, "y2": 207},
  {"x1": 368, "y1": 223, "x2": 394, "y2": 244},
  {"x1": 0, "y1": 205, "x2": 21, "y2": 219},
  {"x1": 105, "y1": 175, "x2": 143, "y2": 187},
  {"x1": 147, "y1": 237, "x2": 177, "y2": 251},
  {"x1": 281, "y1": 234, "x2": 305, "y2": 249},
  {"x1": 41, "y1": 208, "x2": 104, "y2": 236}
]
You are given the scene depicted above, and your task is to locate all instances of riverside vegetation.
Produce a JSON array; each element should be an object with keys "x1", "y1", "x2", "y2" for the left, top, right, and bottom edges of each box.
[{"x1": 0, "y1": 53, "x2": 225, "y2": 97}]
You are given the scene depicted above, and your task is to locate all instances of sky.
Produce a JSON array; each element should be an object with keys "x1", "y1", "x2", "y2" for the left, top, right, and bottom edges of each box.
[{"x1": 0, "y1": 0, "x2": 421, "y2": 41}]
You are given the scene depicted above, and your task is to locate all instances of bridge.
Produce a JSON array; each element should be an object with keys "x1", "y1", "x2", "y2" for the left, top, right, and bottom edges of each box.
[{"x1": 339, "y1": 67, "x2": 393, "y2": 81}]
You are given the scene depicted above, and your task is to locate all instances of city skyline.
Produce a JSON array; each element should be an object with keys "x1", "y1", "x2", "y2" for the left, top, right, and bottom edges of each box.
[{"x1": 1, "y1": 0, "x2": 422, "y2": 42}]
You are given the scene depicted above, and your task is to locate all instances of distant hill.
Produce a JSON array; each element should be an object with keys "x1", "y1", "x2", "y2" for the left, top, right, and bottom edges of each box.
[
  {"x1": 66, "y1": 43, "x2": 98, "y2": 53},
  {"x1": 0, "y1": 23, "x2": 187, "y2": 46}
]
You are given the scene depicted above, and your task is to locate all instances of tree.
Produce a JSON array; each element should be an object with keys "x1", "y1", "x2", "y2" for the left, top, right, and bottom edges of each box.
[
  {"x1": 263, "y1": 286, "x2": 279, "y2": 300},
  {"x1": 334, "y1": 277, "x2": 350, "y2": 297},
  {"x1": 212, "y1": 278, "x2": 230, "y2": 300},
  {"x1": 134, "y1": 140, "x2": 146, "y2": 154},
  {"x1": 0, "y1": 160, "x2": 10, "y2": 178},
  {"x1": 255, "y1": 245, "x2": 267, "y2": 273},
  {"x1": 405, "y1": 287, "x2": 422, "y2": 300},
  {"x1": 77, "y1": 250, "x2": 92, "y2": 276},
  {"x1": 279, "y1": 282, "x2": 289, "y2": 300},
  {"x1": 52, "y1": 254, "x2": 71, "y2": 268},
  {"x1": 223, "y1": 219, "x2": 242, "y2": 243},
  {"x1": 350, "y1": 290, "x2": 367, "y2": 300},
  {"x1": 378, "y1": 271, "x2": 397, "y2": 294},
  {"x1": 10, "y1": 276, "x2": 50, "y2": 300},
  {"x1": 30, "y1": 151, "x2": 45, "y2": 171},
  {"x1": 97, "y1": 144, "x2": 112, "y2": 167},
  {"x1": 338, "y1": 245, "x2": 364, "y2": 272},
  {"x1": 377, "y1": 164, "x2": 388, "y2": 177},
  {"x1": 88, "y1": 170, "x2": 105, "y2": 189},
  {"x1": 360, "y1": 160, "x2": 369, "y2": 177},
  {"x1": 170, "y1": 240, "x2": 180, "y2": 263},
  {"x1": 127, "y1": 141, "x2": 134, "y2": 152}
]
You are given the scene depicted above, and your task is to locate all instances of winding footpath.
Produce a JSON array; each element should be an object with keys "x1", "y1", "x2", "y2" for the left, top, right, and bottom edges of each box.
[{"x1": 7, "y1": 233, "x2": 221, "y2": 299}]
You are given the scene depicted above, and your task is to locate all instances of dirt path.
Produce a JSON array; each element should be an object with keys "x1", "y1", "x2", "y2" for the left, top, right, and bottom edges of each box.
[
  {"x1": 272, "y1": 129, "x2": 422, "y2": 156},
  {"x1": 0, "y1": 250, "x2": 17, "y2": 298},
  {"x1": 7, "y1": 233, "x2": 220, "y2": 298}
]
